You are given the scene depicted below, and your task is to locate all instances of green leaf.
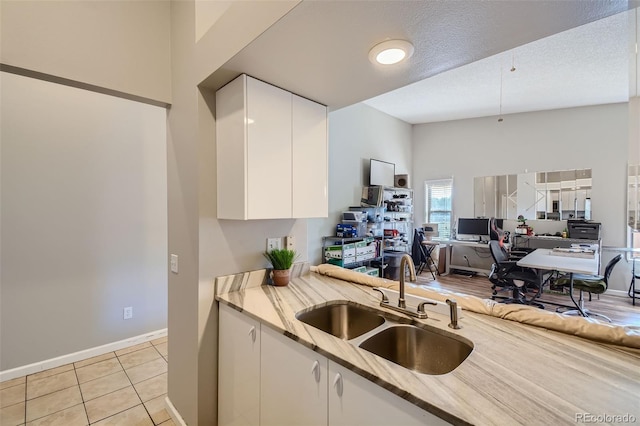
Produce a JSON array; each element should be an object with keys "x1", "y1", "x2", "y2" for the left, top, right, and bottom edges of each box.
[{"x1": 263, "y1": 248, "x2": 298, "y2": 270}]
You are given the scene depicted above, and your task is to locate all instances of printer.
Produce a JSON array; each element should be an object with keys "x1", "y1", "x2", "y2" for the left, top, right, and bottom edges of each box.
[{"x1": 567, "y1": 220, "x2": 601, "y2": 240}]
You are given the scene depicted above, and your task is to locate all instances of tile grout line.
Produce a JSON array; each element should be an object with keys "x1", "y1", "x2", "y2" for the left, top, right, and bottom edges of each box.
[
  {"x1": 23, "y1": 368, "x2": 78, "y2": 423},
  {"x1": 23, "y1": 373, "x2": 27, "y2": 426},
  {"x1": 73, "y1": 354, "x2": 90, "y2": 425},
  {"x1": 128, "y1": 345, "x2": 165, "y2": 425},
  {"x1": 109, "y1": 346, "x2": 155, "y2": 425},
  {"x1": 4, "y1": 341, "x2": 168, "y2": 425}
]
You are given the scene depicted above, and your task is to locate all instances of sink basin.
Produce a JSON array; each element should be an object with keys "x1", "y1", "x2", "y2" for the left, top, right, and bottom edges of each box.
[
  {"x1": 296, "y1": 302, "x2": 385, "y2": 340},
  {"x1": 359, "y1": 325, "x2": 473, "y2": 375}
]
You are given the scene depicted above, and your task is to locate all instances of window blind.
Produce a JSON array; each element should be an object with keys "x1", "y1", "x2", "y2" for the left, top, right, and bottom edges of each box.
[{"x1": 425, "y1": 179, "x2": 453, "y2": 239}]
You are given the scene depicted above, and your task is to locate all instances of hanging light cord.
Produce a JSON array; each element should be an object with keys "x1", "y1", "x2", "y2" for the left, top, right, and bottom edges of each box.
[{"x1": 498, "y1": 67, "x2": 504, "y2": 122}]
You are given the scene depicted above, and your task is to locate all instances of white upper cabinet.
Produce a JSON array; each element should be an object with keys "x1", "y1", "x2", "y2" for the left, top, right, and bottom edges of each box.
[
  {"x1": 292, "y1": 94, "x2": 328, "y2": 218},
  {"x1": 216, "y1": 74, "x2": 328, "y2": 219}
]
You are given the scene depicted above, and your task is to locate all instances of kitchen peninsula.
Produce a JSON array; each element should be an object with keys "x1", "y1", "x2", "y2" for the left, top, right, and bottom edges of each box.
[{"x1": 215, "y1": 268, "x2": 640, "y2": 425}]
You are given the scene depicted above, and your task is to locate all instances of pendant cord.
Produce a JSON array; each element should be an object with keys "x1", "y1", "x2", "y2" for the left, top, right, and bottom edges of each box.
[{"x1": 498, "y1": 67, "x2": 504, "y2": 122}]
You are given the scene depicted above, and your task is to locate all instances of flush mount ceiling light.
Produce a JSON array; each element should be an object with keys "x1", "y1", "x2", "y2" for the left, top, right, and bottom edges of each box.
[{"x1": 368, "y1": 39, "x2": 414, "y2": 65}]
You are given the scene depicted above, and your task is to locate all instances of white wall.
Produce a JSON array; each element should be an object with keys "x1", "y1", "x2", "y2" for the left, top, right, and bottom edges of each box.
[
  {"x1": 412, "y1": 103, "x2": 629, "y2": 289},
  {"x1": 413, "y1": 104, "x2": 628, "y2": 244},
  {"x1": 0, "y1": 72, "x2": 168, "y2": 370},
  {"x1": 0, "y1": 0, "x2": 171, "y2": 104},
  {"x1": 308, "y1": 103, "x2": 413, "y2": 264}
]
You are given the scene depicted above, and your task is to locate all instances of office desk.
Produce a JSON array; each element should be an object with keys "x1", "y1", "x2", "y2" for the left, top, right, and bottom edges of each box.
[
  {"x1": 513, "y1": 235, "x2": 600, "y2": 251},
  {"x1": 517, "y1": 248, "x2": 599, "y2": 316},
  {"x1": 433, "y1": 239, "x2": 492, "y2": 276}
]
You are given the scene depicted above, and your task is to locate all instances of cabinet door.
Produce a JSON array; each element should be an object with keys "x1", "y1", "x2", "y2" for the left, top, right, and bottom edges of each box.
[
  {"x1": 218, "y1": 304, "x2": 261, "y2": 426},
  {"x1": 216, "y1": 75, "x2": 248, "y2": 219},
  {"x1": 292, "y1": 95, "x2": 328, "y2": 218},
  {"x1": 328, "y1": 361, "x2": 448, "y2": 426},
  {"x1": 260, "y1": 326, "x2": 328, "y2": 426},
  {"x1": 246, "y1": 77, "x2": 292, "y2": 219}
]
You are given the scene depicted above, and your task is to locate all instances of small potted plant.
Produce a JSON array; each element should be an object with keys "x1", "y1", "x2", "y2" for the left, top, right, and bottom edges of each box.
[
  {"x1": 263, "y1": 248, "x2": 298, "y2": 286},
  {"x1": 516, "y1": 215, "x2": 529, "y2": 235}
]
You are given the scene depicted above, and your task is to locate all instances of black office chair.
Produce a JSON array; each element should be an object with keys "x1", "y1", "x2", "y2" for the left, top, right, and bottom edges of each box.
[
  {"x1": 489, "y1": 217, "x2": 533, "y2": 260},
  {"x1": 554, "y1": 254, "x2": 622, "y2": 322},
  {"x1": 488, "y1": 240, "x2": 543, "y2": 307}
]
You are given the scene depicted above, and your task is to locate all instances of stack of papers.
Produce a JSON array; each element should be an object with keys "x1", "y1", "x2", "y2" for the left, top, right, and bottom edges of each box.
[{"x1": 550, "y1": 247, "x2": 596, "y2": 259}]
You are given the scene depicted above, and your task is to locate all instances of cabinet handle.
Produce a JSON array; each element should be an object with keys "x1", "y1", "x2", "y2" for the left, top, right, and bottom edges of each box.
[
  {"x1": 248, "y1": 326, "x2": 256, "y2": 342},
  {"x1": 310, "y1": 360, "x2": 321, "y2": 382},
  {"x1": 332, "y1": 373, "x2": 343, "y2": 397}
]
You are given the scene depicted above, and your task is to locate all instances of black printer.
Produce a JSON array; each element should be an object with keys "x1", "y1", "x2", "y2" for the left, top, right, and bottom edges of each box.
[{"x1": 567, "y1": 220, "x2": 601, "y2": 240}]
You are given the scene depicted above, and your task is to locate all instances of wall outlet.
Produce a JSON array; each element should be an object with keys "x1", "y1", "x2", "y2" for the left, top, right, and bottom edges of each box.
[
  {"x1": 285, "y1": 235, "x2": 295, "y2": 251},
  {"x1": 123, "y1": 306, "x2": 133, "y2": 320},
  {"x1": 170, "y1": 254, "x2": 178, "y2": 274},
  {"x1": 267, "y1": 237, "x2": 282, "y2": 251}
]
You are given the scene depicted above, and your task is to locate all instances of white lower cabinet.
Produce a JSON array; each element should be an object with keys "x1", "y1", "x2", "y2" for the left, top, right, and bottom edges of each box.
[
  {"x1": 218, "y1": 304, "x2": 261, "y2": 426},
  {"x1": 260, "y1": 326, "x2": 328, "y2": 426},
  {"x1": 328, "y1": 360, "x2": 449, "y2": 426},
  {"x1": 218, "y1": 306, "x2": 450, "y2": 426}
]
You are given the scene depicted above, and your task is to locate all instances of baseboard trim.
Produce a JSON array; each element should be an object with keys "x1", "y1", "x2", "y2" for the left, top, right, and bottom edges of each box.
[
  {"x1": 606, "y1": 289, "x2": 629, "y2": 298},
  {"x1": 165, "y1": 396, "x2": 187, "y2": 426},
  {"x1": 0, "y1": 328, "x2": 167, "y2": 382}
]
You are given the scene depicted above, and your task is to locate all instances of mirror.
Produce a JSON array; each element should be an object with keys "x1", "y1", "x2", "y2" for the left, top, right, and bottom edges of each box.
[{"x1": 474, "y1": 168, "x2": 592, "y2": 221}]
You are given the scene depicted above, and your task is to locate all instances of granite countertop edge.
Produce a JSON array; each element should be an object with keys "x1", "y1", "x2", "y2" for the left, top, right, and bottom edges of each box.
[{"x1": 215, "y1": 271, "x2": 640, "y2": 426}]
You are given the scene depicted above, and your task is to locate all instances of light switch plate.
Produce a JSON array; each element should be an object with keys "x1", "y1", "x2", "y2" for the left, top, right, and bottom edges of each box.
[
  {"x1": 170, "y1": 254, "x2": 178, "y2": 273},
  {"x1": 285, "y1": 235, "x2": 295, "y2": 251},
  {"x1": 267, "y1": 238, "x2": 282, "y2": 251}
]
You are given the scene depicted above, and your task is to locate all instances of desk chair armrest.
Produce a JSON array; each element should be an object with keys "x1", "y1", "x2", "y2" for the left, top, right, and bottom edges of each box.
[{"x1": 495, "y1": 260, "x2": 521, "y2": 274}]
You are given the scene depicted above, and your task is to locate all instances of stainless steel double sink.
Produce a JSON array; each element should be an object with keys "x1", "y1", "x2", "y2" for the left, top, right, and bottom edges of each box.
[{"x1": 296, "y1": 301, "x2": 473, "y2": 375}]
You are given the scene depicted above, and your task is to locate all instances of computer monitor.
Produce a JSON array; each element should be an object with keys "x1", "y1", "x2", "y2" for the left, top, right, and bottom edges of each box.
[
  {"x1": 360, "y1": 186, "x2": 383, "y2": 207},
  {"x1": 456, "y1": 218, "x2": 490, "y2": 241}
]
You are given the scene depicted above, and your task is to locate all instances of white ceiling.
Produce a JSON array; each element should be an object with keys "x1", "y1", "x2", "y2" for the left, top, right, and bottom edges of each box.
[
  {"x1": 203, "y1": 1, "x2": 635, "y2": 122},
  {"x1": 364, "y1": 9, "x2": 635, "y2": 124}
]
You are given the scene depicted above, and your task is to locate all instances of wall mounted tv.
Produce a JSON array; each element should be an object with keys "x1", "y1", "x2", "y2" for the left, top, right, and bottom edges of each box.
[{"x1": 369, "y1": 159, "x2": 395, "y2": 187}]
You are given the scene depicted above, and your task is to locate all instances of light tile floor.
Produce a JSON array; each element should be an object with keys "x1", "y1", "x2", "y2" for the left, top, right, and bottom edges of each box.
[{"x1": 0, "y1": 337, "x2": 172, "y2": 426}]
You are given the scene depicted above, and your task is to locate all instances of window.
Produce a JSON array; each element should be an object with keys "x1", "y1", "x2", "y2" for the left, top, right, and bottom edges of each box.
[{"x1": 425, "y1": 179, "x2": 453, "y2": 239}]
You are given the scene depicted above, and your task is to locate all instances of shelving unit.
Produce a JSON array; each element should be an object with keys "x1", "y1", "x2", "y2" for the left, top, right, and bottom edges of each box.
[
  {"x1": 382, "y1": 187, "x2": 413, "y2": 253},
  {"x1": 322, "y1": 236, "x2": 383, "y2": 277}
]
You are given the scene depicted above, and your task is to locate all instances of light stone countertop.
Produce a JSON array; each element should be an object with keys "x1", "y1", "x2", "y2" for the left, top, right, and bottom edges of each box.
[{"x1": 216, "y1": 271, "x2": 640, "y2": 426}]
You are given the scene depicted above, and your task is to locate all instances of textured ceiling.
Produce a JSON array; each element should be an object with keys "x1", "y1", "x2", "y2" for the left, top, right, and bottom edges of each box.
[
  {"x1": 364, "y1": 9, "x2": 636, "y2": 124},
  {"x1": 202, "y1": 0, "x2": 633, "y2": 116}
]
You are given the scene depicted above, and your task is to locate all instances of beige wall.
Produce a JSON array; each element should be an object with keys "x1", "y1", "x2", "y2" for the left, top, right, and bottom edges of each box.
[
  {"x1": 412, "y1": 103, "x2": 630, "y2": 290},
  {"x1": 0, "y1": 0, "x2": 171, "y2": 104},
  {"x1": 1, "y1": 0, "x2": 304, "y2": 423},
  {"x1": 169, "y1": 1, "x2": 301, "y2": 424},
  {"x1": 0, "y1": 72, "x2": 168, "y2": 370},
  {"x1": 308, "y1": 103, "x2": 413, "y2": 265}
]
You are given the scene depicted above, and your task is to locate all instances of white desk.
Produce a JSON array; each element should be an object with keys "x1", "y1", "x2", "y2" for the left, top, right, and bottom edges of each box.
[
  {"x1": 432, "y1": 239, "x2": 492, "y2": 276},
  {"x1": 517, "y1": 248, "x2": 600, "y2": 316}
]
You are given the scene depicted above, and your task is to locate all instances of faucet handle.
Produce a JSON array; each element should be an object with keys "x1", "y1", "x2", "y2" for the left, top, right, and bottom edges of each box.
[
  {"x1": 372, "y1": 287, "x2": 389, "y2": 304},
  {"x1": 416, "y1": 300, "x2": 437, "y2": 314}
]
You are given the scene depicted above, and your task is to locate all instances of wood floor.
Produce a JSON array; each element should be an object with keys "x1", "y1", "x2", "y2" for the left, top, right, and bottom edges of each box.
[{"x1": 414, "y1": 269, "x2": 640, "y2": 327}]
